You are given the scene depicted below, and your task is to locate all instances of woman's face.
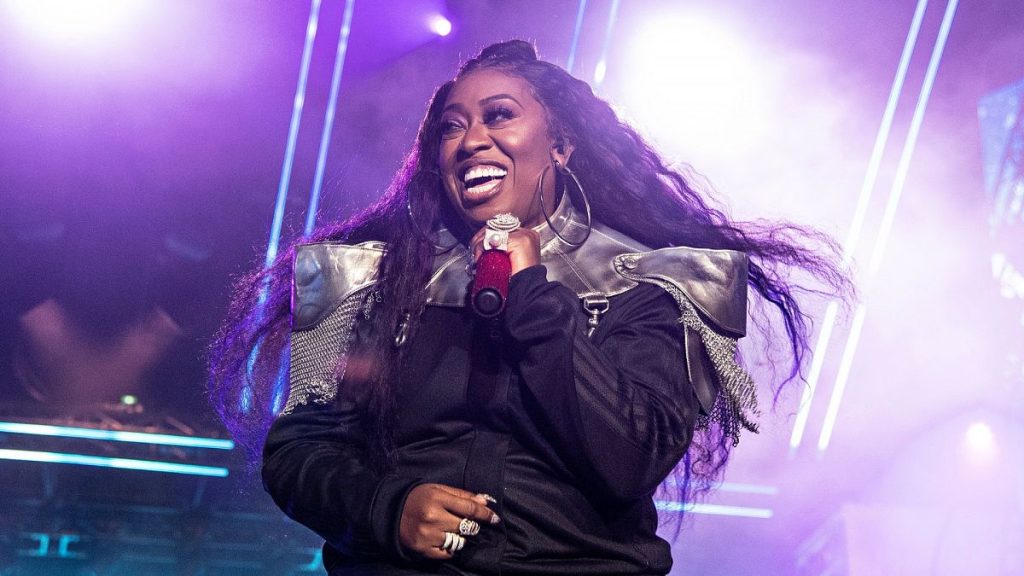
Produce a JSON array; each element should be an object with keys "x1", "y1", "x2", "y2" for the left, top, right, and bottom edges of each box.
[{"x1": 437, "y1": 69, "x2": 560, "y2": 229}]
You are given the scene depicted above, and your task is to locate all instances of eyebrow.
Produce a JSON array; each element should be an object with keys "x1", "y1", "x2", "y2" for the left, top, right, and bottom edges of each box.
[
  {"x1": 443, "y1": 93, "x2": 522, "y2": 113},
  {"x1": 480, "y1": 93, "x2": 521, "y2": 106}
]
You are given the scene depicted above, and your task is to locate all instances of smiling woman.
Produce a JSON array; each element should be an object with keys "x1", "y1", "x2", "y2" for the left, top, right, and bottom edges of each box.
[
  {"x1": 208, "y1": 40, "x2": 851, "y2": 575},
  {"x1": 438, "y1": 69, "x2": 568, "y2": 229}
]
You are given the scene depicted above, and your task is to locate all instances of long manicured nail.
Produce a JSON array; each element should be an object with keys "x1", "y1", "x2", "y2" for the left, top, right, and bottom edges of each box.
[
  {"x1": 489, "y1": 513, "x2": 501, "y2": 525},
  {"x1": 476, "y1": 493, "x2": 497, "y2": 504}
]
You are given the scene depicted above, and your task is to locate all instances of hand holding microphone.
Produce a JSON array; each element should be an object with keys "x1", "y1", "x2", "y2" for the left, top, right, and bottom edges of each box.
[{"x1": 470, "y1": 214, "x2": 539, "y2": 318}]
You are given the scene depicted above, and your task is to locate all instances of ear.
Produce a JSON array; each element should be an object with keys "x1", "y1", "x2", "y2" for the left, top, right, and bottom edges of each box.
[{"x1": 550, "y1": 139, "x2": 575, "y2": 168}]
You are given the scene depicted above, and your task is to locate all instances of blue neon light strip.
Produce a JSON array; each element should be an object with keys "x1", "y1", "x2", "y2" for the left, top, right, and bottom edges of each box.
[
  {"x1": 818, "y1": 0, "x2": 960, "y2": 454},
  {"x1": 305, "y1": 0, "x2": 357, "y2": 236},
  {"x1": 265, "y1": 0, "x2": 323, "y2": 267},
  {"x1": 718, "y1": 482, "x2": 779, "y2": 496},
  {"x1": 565, "y1": 0, "x2": 588, "y2": 75},
  {"x1": 791, "y1": 0, "x2": 930, "y2": 452},
  {"x1": 592, "y1": 0, "x2": 620, "y2": 87},
  {"x1": 662, "y1": 478, "x2": 778, "y2": 495},
  {"x1": 0, "y1": 422, "x2": 234, "y2": 450},
  {"x1": 0, "y1": 449, "x2": 229, "y2": 477},
  {"x1": 655, "y1": 500, "x2": 774, "y2": 519}
]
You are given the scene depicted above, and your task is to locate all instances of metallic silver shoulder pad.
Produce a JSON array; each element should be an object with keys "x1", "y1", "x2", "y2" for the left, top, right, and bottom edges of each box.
[
  {"x1": 613, "y1": 247, "x2": 748, "y2": 336},
  {"x1": 284, "y1": 241, "x2": 384, "y2": 415},
  {"x1": 613, "y1": 246, "x2": 757, "y2": 441},
  {"x1": 292, "y1": 241, "x2": 384, "y2": 330}
]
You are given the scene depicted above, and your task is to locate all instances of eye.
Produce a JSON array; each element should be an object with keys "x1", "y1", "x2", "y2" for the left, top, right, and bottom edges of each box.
[
  {"x1": 440, "y1": 117, "x2": 464, "y2": 137},
  {"x1": 483, "y1": 105, "x2": 516, "y2": 125}
]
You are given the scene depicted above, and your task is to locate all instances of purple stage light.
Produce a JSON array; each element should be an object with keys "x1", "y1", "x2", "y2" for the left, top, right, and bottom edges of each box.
[
  {"x1": 427, "y1": 14, "x2": 452, "y2": 37},
  {"x1": 4, "y1": 0, "x2": 149, "y2": 45}
]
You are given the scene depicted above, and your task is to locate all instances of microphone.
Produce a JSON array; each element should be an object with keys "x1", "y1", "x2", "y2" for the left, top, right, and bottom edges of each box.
[{"x1": 471, "y1": 214, "x2": 521, "y2": 318}]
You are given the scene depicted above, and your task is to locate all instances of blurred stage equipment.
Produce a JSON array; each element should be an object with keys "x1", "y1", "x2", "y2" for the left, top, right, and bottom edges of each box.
[
  {"x1": 980, "y1": 78, "x2": 1024, "y2": 230},
  {"x1": 979, "y1": 77, "x2": 1024, "y2": 404},
  {"x1": 0, "y1": 402, "x2": 324, "y2": 574}
]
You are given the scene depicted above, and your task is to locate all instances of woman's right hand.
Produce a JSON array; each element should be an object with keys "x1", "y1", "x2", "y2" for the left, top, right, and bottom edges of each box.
[{"x1": 399, "y1": 483, "x2": 500, "y2": 559}]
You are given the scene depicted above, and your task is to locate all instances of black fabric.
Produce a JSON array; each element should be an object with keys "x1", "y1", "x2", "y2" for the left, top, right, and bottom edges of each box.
[{"x1": 262, "y1": 264, "x2": 698, "y2": 575}]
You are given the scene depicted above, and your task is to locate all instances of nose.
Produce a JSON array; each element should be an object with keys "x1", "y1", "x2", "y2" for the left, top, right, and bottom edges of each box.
[{"x1": 458, "y1": 121, "x2": 491, "y2": 156}]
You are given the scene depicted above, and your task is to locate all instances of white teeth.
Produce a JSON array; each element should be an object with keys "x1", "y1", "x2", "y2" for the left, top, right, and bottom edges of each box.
[{"x1": 463, "y1": 165, "x2": 507, "y2": 183}]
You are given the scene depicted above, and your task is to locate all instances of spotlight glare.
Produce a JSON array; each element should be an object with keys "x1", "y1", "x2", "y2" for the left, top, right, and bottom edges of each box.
[
  {"x1": 962, "y1": 421, "x2": 999, "y2": 465},
  {"x1": 618, "y1": 13, "x2": 768, "y2": 154},
  {"x1": 5, "y1": 0, "x2": 148, "y2": 45},
  {"x1": 428, "y1": 14, "x2": 452, "y2": 37},
  {"x1": 966, "y1": 422, "x2": 995, "y2": 451}
]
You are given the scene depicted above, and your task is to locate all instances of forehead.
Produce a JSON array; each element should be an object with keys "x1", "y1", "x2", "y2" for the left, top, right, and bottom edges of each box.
[{"x1": 445, "y1": 69, "x2": 542, "y2": 111}]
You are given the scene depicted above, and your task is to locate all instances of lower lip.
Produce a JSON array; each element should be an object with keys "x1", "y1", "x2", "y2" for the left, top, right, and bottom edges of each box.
[{"x1": 463, "y1": 177, "x2": 504, "y2": 203}]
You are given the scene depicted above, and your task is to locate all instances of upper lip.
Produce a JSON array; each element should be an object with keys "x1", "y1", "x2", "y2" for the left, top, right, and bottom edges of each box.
[{"x1": 458, "y1": 160, "x2": 508, "y2": 182}]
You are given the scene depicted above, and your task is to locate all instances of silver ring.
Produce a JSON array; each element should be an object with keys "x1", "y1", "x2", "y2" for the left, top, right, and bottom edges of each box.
[
  {"x1": 440, "y1": 531, "x2": 465, "y2": 553},
  {"x1": 484, "y1": 213, "x2": 521, "y2": 251},
  {"x1": 458, "y1": 518, "x2": 480, "y2": 536},
  {"x1": 484, "y1": 228, "x2": 510, "y2": 251},
  {"x1": 487, "y1": 213, "x2": 521, "y2": 232}
]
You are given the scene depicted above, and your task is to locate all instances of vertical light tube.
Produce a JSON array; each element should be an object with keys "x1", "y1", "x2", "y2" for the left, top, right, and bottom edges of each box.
[
  {"x1": 841, "y1": 0, "x2": 931, "y2": 269},
  {"x1": 818, "y1": 0, "x2": 960, "y2": 453},
  {"x1": 592, "y1": 0, "x2": 620, "y2": 88},
  {"x1": 565, "y1": 0, "x2": 588, "y2": 75},
  {"x1": 305, "y1": 0, "x2": 357, "y2": 236},
  {"x1": 244, "y1": 0, "x2": 322, "y2": 414},
  {"x1": 790, "y1": 0, "x2": 929, "y2": 451},
  {"x1": 866, "y1": 0, "x2": 960, "y2": 279},
  {"x1": 265, "y1": 0, "x2": 323, "y2": 267},
  {"x1": 788, "y1": 301, "x2": 838, "y2": 451}
]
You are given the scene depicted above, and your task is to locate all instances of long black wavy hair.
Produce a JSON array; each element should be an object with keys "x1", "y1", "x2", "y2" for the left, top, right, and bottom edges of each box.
[{"x1": 209, "y1": 40, "x2": 852, "y2": 508}]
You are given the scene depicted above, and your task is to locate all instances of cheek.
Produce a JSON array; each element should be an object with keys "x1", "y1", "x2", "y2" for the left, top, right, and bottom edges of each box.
[{"x1": 438, "y1": 141, "x2": 456, "y2": 172}]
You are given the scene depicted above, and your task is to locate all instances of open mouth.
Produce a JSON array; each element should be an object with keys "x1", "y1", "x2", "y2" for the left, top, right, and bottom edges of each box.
[{"x1": 462, "y1": 165, "x2": 507, "y2": 199}]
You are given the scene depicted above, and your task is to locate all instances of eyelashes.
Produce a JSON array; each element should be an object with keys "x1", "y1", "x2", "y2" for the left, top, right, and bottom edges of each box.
[
  {"x1": 440, "y1": 104, "x2": 518, "y2": 136},
  {"x1": 482, "y1": 105, "x2": 516, "y2": 124}
]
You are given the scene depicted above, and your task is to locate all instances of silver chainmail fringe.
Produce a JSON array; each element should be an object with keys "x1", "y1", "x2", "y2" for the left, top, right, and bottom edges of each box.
[
  {"x1": 283, "y1": 288, "x2": 367, "y2": 415},
  {"x1": 629, "y1": 277, "x2": 760, "y2": 445}
]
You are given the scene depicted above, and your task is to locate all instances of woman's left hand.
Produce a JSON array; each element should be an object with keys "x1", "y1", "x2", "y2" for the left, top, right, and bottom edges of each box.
[{"x1": 470, "y1": 226, "x2": 541, "y2": 277}]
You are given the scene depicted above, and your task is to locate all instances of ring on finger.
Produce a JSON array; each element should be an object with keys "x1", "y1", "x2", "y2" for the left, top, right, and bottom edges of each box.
[
  {"x1": 458, "y1": 518, "x2": 480, "y2": 536},
  {"x1": 440, "y1": 531, "x2": 465, "y2": 553},
  {"x1": 484, "y1": 228, "x2": 510, "y2": 251}
]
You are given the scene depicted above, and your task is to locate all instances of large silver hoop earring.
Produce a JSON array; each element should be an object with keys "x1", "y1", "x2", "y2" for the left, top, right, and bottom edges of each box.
[{"x1": 538, "y1": 160, "x2": 593, "y2": 247}]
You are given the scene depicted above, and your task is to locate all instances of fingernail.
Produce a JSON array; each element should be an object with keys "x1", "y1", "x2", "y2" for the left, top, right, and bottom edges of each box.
[
  {"x1": 476, "y1": 493, "x2": 497, "y2": 504},
  {"x1": 490, "y1": 513, "x2": 501, "y2": 525}
]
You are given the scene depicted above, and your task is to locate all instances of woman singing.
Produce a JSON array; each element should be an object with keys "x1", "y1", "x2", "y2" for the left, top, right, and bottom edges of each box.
[{"x1": 209, "y1": 40, "x2": 849, "y2": 575}]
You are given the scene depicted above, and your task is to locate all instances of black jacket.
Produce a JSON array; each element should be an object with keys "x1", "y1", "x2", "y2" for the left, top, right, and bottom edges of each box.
[{"x1": 262, "y1": 205, "x2": 752, "y2": 575}]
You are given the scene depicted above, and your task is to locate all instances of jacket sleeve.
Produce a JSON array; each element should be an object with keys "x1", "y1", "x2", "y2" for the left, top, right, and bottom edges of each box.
[
  {"x1": 262, "y1": 401, "x2": 423, "y2": 558},
  {"x1": 503, "y1": 265, "x2": 698, "y2": 504}
]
